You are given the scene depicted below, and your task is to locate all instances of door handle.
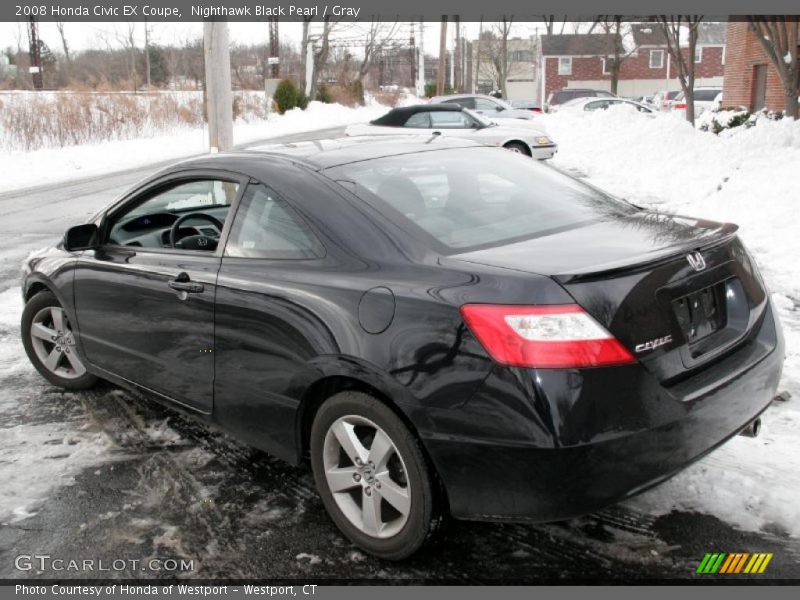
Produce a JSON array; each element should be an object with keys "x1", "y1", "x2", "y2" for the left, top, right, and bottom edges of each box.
[{"x1": 168, "y1": 273, "x2": 204, "y2": 294}]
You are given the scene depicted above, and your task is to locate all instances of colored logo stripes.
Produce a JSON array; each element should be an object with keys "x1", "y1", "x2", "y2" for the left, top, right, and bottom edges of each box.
[{"x1": 696, "y1": 552, "x2": 773, "y2": 574}]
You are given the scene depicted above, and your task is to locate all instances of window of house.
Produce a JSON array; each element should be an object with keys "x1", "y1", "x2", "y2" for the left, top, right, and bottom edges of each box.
[
  {"x1": 602, "y1": 58, "x2": 612, "y2": 75},
  {"x1": 649, "y1": 50, "x2": 664, "y2": 69},
  {"x1": 721, "y1": 45, "x2": 726, "y2": 65},
  {"x1": 694, "y1": 46, "x2": 703, "y2": 63},
  {"x1": 558, "y1": 57, "x2": 572, "y2": 75}
]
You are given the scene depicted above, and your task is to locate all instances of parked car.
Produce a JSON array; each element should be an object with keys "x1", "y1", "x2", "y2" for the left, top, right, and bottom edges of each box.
[
  {"x1": 673, "y1": 87, "x2": 724, "y2": 116},
  {"x1": 546, "y1": 88, "x2": 615, "y2": 111},
  {"x1": 652, "y1": 90, "x2": 683, "y2": 111},
  {"x1": 510, "y1": 99, "x2": 543, "y2": 113},
  {"x1": 429, "y1": 94, "x2": 537, "y2": 120},
  {"x1": 22, "y1": 137, "x2": 783, "y2": 560},
  {"x1": 345, "y1": 104, "x2": 556, "y2": 159},
  {"x1": 558, "y1": 97, "x2": 656, "y2": 114}
]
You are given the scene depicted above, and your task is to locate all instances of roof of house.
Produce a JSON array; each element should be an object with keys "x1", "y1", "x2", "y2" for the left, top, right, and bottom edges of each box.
[
  {"x1": 631, "y1": 24, "x2": 668, "y2": 47},
  {"x1": 698, "y1": 22, "x2": 727, "y2": 45},
  {"x1": 631, "y1": 22, "x2": 726, "y2": 47},
  {"x1": 540, "y1": 33, "x2": 616, "y2": 56}
]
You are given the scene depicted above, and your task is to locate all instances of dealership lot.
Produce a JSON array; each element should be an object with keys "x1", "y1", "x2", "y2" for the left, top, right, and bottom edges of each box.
[{"x1": 1, "y1": 115, "x2": 798, "y2": 580}]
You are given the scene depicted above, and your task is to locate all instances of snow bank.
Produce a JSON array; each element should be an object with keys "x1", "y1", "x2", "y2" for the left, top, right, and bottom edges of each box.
[
  {"x1": 0, "y1": 100, "x2": 388, "y2": 194},
  {"x1": 544, "y1": 106, "x2": 800, "y2": 299},
  {"x1": 544, "y1": 106, "x2": 800, "y2": 537}
]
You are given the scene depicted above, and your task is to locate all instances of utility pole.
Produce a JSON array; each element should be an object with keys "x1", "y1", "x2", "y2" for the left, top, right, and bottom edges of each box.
[
  {"x1": 474, "y1": 18, "x2": 484, "y2": 94},
  {"x1": 454, "y1": 15, "x2": 461, "y2": 93},
  {"x1": 144, "y1": 19, "x2": 151, "y2": 89},
  {"x1": 416, "y1": 20, "x2": 425, "y2": 97},
  {"x1": 27, "y1": 16, "x2": 43, "y2": 90},
  {"x1": 268, "y1": 17, "x2": 280, "y2": 77},
  {"x1": 409, "y1": 30, "x2": 415, "y2": 90},
  {"x1": 436, "y1": 15, "x2": 447, "y2": 96},
  {"x1": 203, "y1": 22, "x2": 233, "y2": 152}
]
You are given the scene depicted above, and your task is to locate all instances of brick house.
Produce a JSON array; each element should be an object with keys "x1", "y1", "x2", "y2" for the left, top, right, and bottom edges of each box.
[
  {"x1": 539, "y1": 23, "x2": 726, "y2": 101},
  {"x1": 722, "y1": 20, "x2": 800, "y2": 112}
]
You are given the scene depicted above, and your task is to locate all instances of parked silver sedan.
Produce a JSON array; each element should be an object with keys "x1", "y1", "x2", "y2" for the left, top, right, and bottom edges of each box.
[
  {"x1": 345, "y1": 105, "x2": 556, "y2": 160},
  {"x1": 430, "y1": 94, "x2": 538, "y2": 121}
]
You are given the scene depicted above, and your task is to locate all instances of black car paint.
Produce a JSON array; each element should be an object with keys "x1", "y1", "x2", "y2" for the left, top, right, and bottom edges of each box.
[{"x1": 22, "y1": 139, "x2": 784, "y2": 522}]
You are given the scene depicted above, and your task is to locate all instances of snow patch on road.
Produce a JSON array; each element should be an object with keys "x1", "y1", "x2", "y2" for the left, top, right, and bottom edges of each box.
[
  {"x1": 545, "y1": 107, "x2": 800, "y2": 537},
  {"x1": 0, "y1": 287, "x2": 115, "y2": 524}
]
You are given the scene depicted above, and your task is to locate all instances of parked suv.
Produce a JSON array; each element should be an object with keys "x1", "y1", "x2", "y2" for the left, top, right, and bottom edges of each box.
[{"x1": 546, "y1": 88, "x2": 615, "y2": 111}]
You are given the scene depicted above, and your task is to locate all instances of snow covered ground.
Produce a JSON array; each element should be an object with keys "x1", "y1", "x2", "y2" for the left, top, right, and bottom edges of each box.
[
  {"x1": 543, "y1": 106, "x2": 800, "y2": 538},
  {"x1": 0, "y1": 99, "x2": 388, "y2": 193}
]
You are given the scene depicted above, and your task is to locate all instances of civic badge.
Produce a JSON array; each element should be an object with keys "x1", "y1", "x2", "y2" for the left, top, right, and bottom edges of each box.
[{"x1": 687, "y1": 251, "x2": 706, "y2": 272}]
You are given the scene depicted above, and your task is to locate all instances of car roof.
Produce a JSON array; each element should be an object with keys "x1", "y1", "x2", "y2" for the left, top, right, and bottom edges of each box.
[
  {"x1": 432, "y1": 93, "x2": 497, "y2": 101},
  {"x1": 370, "y1": 104, "x2": 463, "y2": 126},
  {"x1": 173, "y1": 136, "x2": 486, "y2": 172}
]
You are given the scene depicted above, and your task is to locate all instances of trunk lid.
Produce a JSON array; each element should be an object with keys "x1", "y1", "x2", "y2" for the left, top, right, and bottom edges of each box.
[{"x1": 451, "y1": 213, "x2": 768, "y2": 383}]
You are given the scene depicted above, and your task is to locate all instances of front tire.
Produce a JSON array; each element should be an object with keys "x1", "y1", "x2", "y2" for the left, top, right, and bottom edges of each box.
[
  {"x1": 310, "y1": 391, "x2": 439, "y2": 560},
  {"x1": 21, "y1": 291, "x2": 97, "y2": 390},
  {"x1": 504, "y1": 141, "x2": 531, "y2": 155}
]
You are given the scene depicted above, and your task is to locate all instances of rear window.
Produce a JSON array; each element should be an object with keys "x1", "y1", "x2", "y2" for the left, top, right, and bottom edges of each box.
[
  {"x1": 327, "y1": 148, "x2": 636, "y2": 251},
  {"x1": 694, "y1": 89, "x2": 721, "y2": 101}
]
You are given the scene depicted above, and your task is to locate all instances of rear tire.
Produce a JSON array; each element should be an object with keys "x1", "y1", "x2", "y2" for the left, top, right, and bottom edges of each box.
[
  {"x1": 310, "y1": 391, "x2": 440, "y2": 560},
  {"x1": 21, "y1": 291, "x2": 98, "y2": 390}
]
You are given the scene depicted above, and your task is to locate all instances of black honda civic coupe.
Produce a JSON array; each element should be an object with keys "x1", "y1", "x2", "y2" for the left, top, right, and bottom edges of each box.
[{"x1": 21, "y1": 137, "x2": 783, "y2": 559}]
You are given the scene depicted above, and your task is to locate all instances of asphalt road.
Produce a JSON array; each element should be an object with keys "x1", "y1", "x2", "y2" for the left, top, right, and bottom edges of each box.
[{"x1": 0, "y1": 128, "x2": 797, "y2": 583}]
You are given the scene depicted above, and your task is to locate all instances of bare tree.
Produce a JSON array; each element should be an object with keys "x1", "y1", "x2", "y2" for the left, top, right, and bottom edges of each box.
[
  {"x1": 112, "y1": 23, "x2": 139, "y2": 92},
  {"x1": 355, "y1": 20, "x2": 401, "y2": 88},
  {"x1": 658, "y1": 15, "x2": 703, "y2": 125},
  {"x1": 479, "y1": 17, "x2": 513, "y2": 98},
  {"x1": 310, "y1": 16, "x2": 333, "y2": 99},
  {"x1": 540, "y1": 16, "x2": 567, "y2": 36},
  {"x1": 747, "y1": 17, "x2": 799, "y2": 119},
  {"x1": 597, "y1": 16, "x2": 640, "y2": 95}
]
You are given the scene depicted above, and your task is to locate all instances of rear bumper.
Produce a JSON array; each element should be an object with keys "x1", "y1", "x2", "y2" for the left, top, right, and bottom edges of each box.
[{"x1": 423, "y1": 300, "x2": 784, "y2": 522}]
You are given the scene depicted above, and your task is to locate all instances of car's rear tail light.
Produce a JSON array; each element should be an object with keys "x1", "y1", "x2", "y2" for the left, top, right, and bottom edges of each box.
[
  {"x1": 460, "y1": 304, "x2": 636, "y2": 369},
  {"x1": 675, "y1": 103, "x2": 687, "y2": 110}
]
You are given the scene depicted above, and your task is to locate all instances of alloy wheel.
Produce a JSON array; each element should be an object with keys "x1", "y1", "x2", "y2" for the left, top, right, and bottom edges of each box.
[
  {"x1": 29, "y1": 306, "x2": 86, "y2": 379},
  {"x1": 322, "y1": 415, "x2": 411, "y2": 539}
]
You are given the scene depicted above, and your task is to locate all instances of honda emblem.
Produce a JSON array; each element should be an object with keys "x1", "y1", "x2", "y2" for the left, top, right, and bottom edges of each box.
[{"x1": 687, "y1": 251, "x2": 706, "y2": 272}]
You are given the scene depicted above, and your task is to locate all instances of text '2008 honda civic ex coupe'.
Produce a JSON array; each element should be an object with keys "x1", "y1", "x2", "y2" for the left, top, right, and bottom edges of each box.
[{"x1": 21, "y1": 137, "x2": 784, "y2": 559}]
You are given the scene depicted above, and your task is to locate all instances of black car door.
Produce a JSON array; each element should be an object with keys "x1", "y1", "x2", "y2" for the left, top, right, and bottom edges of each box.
[
  {"x1": 73, "y1": 171, "x2": 247, "y2": 414},
  {"x1": 212, "y1": 181, "x2": 333, "y2": 459}
]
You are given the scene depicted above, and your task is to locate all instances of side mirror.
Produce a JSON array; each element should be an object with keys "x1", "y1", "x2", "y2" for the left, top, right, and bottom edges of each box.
[
  {"x1": 495, "y1": 106, "x2": 503, "y2": 111},
  {"x1": 63, "y1": 223, "x2": 99, "y2": 251}
]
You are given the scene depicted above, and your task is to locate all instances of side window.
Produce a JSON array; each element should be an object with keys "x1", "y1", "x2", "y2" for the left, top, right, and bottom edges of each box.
[
  {"x1": 225, "y1": 183, "x2": 323, "y2": 259},
  {"x1": 107, "y1": 179, "x2": 239, "y2": 250},
  {"x1": 404, "y1": 112, "x2": 431, "y2": 128},
  {"x1": 444, "y1": 98, "x2": 474, "y2": 109},
  {"x1": 429, "y1": 111, "x2": 472, "y2": 128},
  {"x1": 474, "y1": 98, "x2": 500, "y2": 111}
]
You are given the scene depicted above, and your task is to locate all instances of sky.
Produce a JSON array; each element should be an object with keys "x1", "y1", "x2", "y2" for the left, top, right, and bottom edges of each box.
[{"x1": 0, "y1": 20, "x2": 551, "y2": 56}]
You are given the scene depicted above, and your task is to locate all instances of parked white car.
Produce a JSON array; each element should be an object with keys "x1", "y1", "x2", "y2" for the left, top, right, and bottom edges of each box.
[
  {"x1": 429, "y1": 94, "x2": 538, "y2": 120},
  {"x1": 673, "y1": 87, "x2": 723, "y2": 116},
  {"x1": 345, "y1": 105, "x2": 557, "y2": 160},
  {"x1": 557, "y1": 97, "x2": 656, "y2": 114}
]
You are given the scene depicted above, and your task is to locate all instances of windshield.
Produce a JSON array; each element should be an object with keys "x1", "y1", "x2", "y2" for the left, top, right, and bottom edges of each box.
[
  {"x1": 327, "y1": 147, "x2": 637, "y2": 251},
  {"x1": 492, "y1": 97, "x2": 514, "y2": 110},
  {"x1": 462, "y1": 108, "x2": 492, "y2": 127}
]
